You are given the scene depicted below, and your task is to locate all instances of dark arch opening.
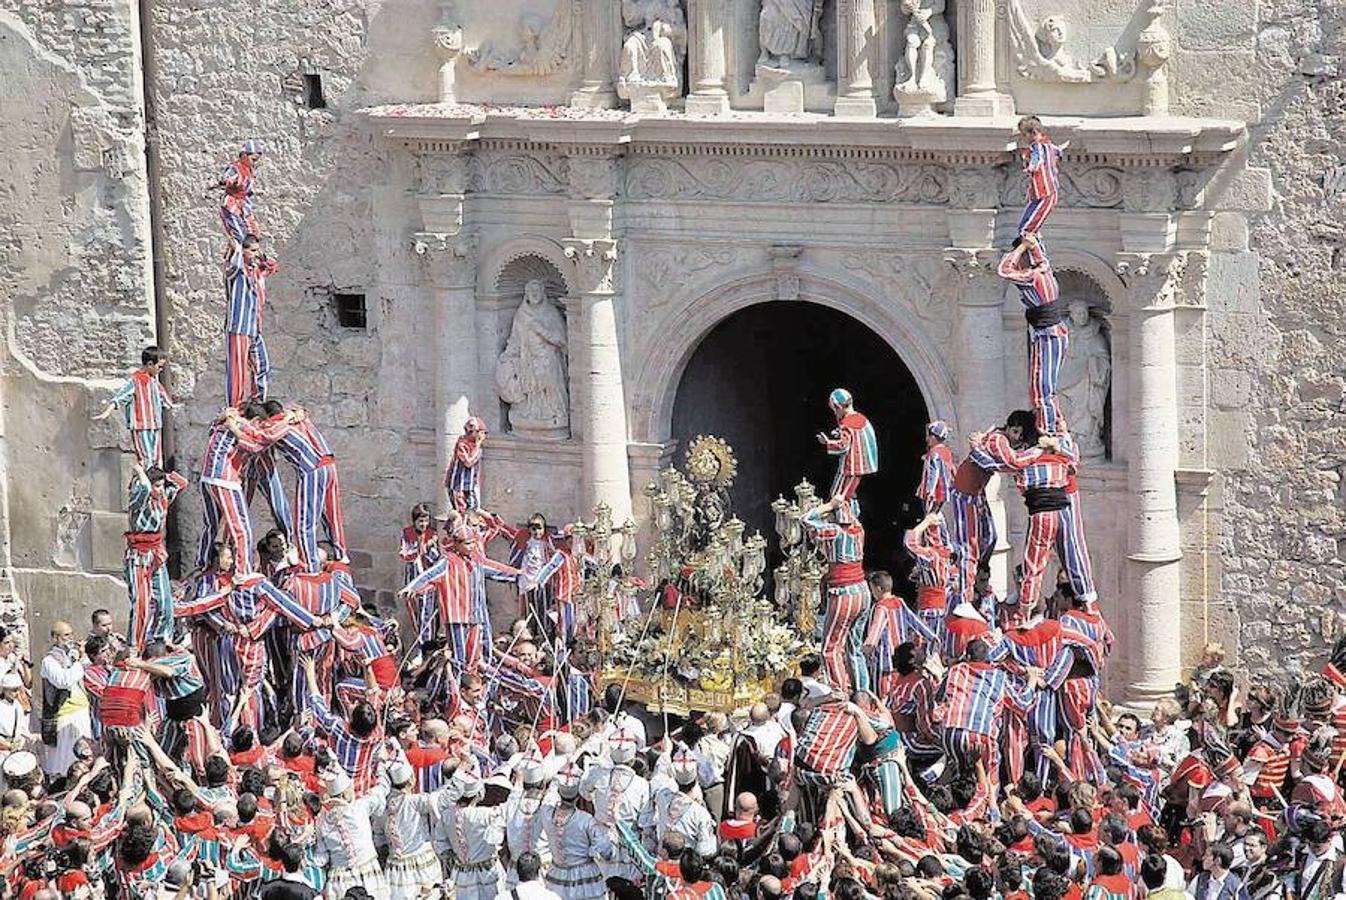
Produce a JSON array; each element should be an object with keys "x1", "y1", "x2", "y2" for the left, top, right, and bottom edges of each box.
[{"x1": 671, "y1": 301, "x2": 931, "y2": 580}]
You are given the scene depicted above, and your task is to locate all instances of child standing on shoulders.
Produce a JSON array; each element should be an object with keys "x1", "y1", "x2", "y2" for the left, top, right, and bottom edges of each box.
[
  {"x1": 1017, "y1": 115, "x2": 1068, "y2": 246},
  {"x1": 93, "y1": 346, "x2": 175, "y2": 468}
]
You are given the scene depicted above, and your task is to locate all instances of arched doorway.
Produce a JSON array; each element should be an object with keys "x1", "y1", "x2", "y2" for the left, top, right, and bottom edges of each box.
[{"x1": 671, "y1": 301, "x2": 931, "y2": 576}]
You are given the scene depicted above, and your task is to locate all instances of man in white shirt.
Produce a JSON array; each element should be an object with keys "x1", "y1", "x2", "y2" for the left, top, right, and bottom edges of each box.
[
  {"x1": 0, "y1": 673, "x2": 33, "y2": 756},
  {"x1": 40, "y1": 622, "x2": 90, "y2": 777},
  {"x1": 500, "y1": 852, "x2": 560, "y2": 900}
]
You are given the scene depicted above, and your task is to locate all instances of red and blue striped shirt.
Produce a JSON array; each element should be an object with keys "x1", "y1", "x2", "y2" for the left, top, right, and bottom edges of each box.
[
  {"x1": 824, "y1": 412, "x2": 879, "y2": 476},
  {"x1": 110, "y1": 368, "x2": 173, "y2": 430},
  {"x1": 919, "y1": 443, "x2": 954, "y2": 508},
  {"x1": 1023, "y1": 138, "x2": 1063, "y2": 199}
]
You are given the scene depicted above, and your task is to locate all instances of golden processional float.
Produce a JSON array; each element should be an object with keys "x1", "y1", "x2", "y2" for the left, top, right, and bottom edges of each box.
[{"x1": 577, "y1": 434, "x2": 829, "y2": 716}]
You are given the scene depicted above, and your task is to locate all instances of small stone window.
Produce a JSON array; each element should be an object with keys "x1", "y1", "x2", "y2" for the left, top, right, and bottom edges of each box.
[
  {"x1": 303, "y1": 73, "x2": 327, "y2": 110},
  {"x1": 332, "y1": 292, "x2": 367, "y2": 329}
]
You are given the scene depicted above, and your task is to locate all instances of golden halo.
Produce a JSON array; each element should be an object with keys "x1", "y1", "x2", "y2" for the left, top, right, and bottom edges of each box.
[{"x1": 684, "y1": 435, "x2": 738, "y2": 489}]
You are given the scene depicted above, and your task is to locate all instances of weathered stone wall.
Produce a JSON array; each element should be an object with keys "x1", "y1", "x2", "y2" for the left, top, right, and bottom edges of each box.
[
  {"x1": 0, "y1": 1, "x2": 157, "y2": 652},
  {"x1": 1199, "y1": 0, "x2": 1346, "y2": 674}
]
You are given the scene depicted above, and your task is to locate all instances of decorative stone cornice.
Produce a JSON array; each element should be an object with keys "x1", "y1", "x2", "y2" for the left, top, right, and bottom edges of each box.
[
  {"x1": 412, "y1": 231, "x2": 478, "y2": 288},
  {"x1": 943, "y1": 248, "x2": 1001, "y2": 278},
  {"x1": 364, "y1": 104, "x2": 1246, "y2": 170},
  {"x1": 563, "y1": 238, "x2": 620, "y2": 295}
]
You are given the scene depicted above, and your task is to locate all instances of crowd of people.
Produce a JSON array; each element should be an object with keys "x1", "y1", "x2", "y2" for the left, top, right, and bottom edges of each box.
[{"x1": 0, "y1": 122, "x2": 1336, "y2": 900}]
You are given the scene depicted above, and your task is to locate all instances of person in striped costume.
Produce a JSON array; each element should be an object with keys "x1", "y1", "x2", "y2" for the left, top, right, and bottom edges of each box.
[
  {"x1": 94, "y1": 346, "x2": 176, "y2": 468},
  {"x1": 445, "y1": 417, "x2": 488, "y2": 514},
  {"x1": 196, "y1": 412, "x2": 256, "y2": 575},
  {"x1": 122, "y1": 464, "x2": 187, "y2": 652},
  {"x1": 1016, "y1": 116, "x2": 1066, "y2": 246},
  {"x1": 803, "y1": 497, "x2": 872, "y2": 695},
  {"x1": 228, "y1": 402, "x2": 347, "y2": 574},
  {"x1": 937, "y1": 639, "x2": 1038, "y2": 793},
  {"x1": 215, "y1": 141, "x2": 264, "y2": 242},
  {"x1": 903, "y1": 513, "x2": 955, "y2": 650},
  {"x1": 301, "y1": 654, "x2": 383, "y2": 794},
  {"x1": 223, "y1": 235, "x2": 279, "y2": 408},
  {"x1": 918, "y1": 421, "x2": 955, "y2": 543},
  {"x1": 1009, "y1": 428, "x2": 1098, "y2": 613},
  {"x1": 884, "y1": 643, "x2": 942, "y2": 766},
  {"x1": 863, "y1": 571, "x2": 936, "y2": 698},
  {"x1": 816, "y1": 389, "x2": 879, "y2": 518},
  {"x1": 398, "y1": 503, "x2": 441, "y2": 658},
  {"x1": 1000, "y1": 233, "x2": 1068, "y2": 438}
]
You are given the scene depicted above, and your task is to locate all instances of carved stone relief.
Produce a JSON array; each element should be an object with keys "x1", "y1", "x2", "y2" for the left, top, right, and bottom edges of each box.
[
  {"x1": 469, "y1": 153, "x2": 570, "y2": 195},
  {"x1": 1000, "y1": 163, "x2": 1125, "y2": 209},
  {"x1": 625, "y1": 157, "x2": 949, "y2": 204},
  {"x1": 463, "y1": 1, "x2": 578, "y2": 77},
  {"x1": 841, "y1": 251, "x2": 953, "y2": 344},
  {"x1": 633, "y1": 243, "x2": 742, "y2": 325}
]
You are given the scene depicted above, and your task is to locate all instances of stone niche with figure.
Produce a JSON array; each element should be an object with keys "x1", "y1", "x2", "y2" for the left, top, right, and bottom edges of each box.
[
  {"x1": 492, "y1": 256, "x2": 572, "y2": 441},
  {"x1": 1054, "y1": 271, "x2": 1113, "y2": 461}
]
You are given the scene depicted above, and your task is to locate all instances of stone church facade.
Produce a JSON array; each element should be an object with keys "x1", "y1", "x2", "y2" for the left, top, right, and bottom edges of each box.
[{"x1": 0, "y1": 0, "x2": 1340, "y2": 700}]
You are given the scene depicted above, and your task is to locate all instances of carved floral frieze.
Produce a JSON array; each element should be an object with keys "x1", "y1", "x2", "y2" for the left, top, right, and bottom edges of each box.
[{"x1": 625, "y1": 157, "x2": 950, "y2": 204}]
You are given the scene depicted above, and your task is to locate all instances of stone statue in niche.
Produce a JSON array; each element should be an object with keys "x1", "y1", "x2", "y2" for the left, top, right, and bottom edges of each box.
[
  {"x1": 496, "y1": 279, "x2": 570, "y2": 439},
  {"x1": 1058, "y1": 299, "x2": 1110, "y2": 459},
  {"x1": 618, "y1": 0, "x2": 688, "y2": 112},
  {"x1": 757, "y1": 0, "x2": 825, "y2": 67},
  {"x1": 893, "y1": 0, "x2": 954, "y2": 114}
]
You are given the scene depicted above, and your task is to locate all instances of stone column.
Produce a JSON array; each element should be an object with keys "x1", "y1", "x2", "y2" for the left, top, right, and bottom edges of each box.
[
  {"x1": 834, "y1": 0, "x2": 879, "y2": 117},
  {"x1": 946, "y1": 250, "x2": 1011, "y2": 594},
  {"x1": 686, "y1": 0, "x2": 731, "y2": 115},
  {"x1": 1120, "y1": 252, "x2": 1185, "y2": 703},
  {"x1": 412, "y1": 145, "x2": 477, "y2": 496},
  {"x1": 571, "y1": 0, "x2": 621, "y2": 108},
  {"x1": 564, "y1": 238, "x2": 634, "y2": 523},
  {"x1": 413, "y1": 232, "x2": 480, "y2": 493},
  {"x1": 953, "y1": 0, "x2": 1014, "y2": 116}
]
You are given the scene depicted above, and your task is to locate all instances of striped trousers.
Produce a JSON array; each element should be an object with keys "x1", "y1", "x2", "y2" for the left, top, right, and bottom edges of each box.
[
  {"x1": 822, "y1": 583, "x2": 871, "y2": 694},
  {"x1": 294, "y1": 464, "x2": 346, "y2": 572},
  {"x1": 197, "y1": 481, "x2": 255, "y2": 573},
  {"x1": 125, "y1": 552, "x2": 174, "y2": 650},
  {"x1": 131, "y1": 429, "x2": 162, "y2": 468},
  {"x1": 1019, "y1": 501, "x2": 1096, "y2": 611},
  {"x1": 1030, "y1": 325, "x2": 1070, "y2": 437},
  {"x1": 1018, "y1": 193, "x2": 1058, "y2": 238},
  {"x1": 1061, "y1": 676, "x2": 1104, "y2": 784},
  {"x1": 942, "y1": 727, "x2": 999, "y2": 792},
  {"x1": 225, "y1": 332, "x2": 270, "y2": 409},
  {"x1": 948, "y1": 489, "x2": 995, "y2": 606}
]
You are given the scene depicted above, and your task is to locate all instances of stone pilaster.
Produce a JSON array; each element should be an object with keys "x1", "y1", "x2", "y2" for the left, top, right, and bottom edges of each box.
[
  {"x1": 947, "y1": 249, "x2": 1011, "y2": 595},
  {"x1": 1120, "y1": 168, "x2": 1178, "y2": 253},
  {"x1": 1118, "y1": 251, "x2": 1186, "y2": 704},
  {"x1": 432, "y1": 1, "x2": 464, "y2": 103},
  {"x1": 946, "y1": 166, "x2": 1004, "y2": 248},
  {"x1": 564, "y1": 237, "x2": 634, "y2": 523},
  {"x1": 686, "y1": 0, "x2": 731, "y2": 115},
  {"x1": 413, "y1": 231, "x2": 479, "y2": 502},
  {"x1": 834, "y1": 0, "x2": 879, "y2": 118},
  {"x1": 953, "y1": 0, "x2": 1014, "y2": 116},
  {"x1": 571, "y1": 0, "x2": 621, "y2": 109}
]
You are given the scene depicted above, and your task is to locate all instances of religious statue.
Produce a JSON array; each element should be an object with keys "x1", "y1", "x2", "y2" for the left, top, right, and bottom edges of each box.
[
  {"x1": 1057, "y1": 300, "x2": 1111, "y2": 459},
  {"x1": 496, "y1": 279, "x2": 570, "y2": 438},
  {"x1": 757, "y1": 0, "x2": 825, "y2": 68},
  {"x1": 894, "y1": 0, "x2": 954, "y2": 111},
  {"x1": 618, "y1": 0, "x2": 687, "y2": 112}
]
